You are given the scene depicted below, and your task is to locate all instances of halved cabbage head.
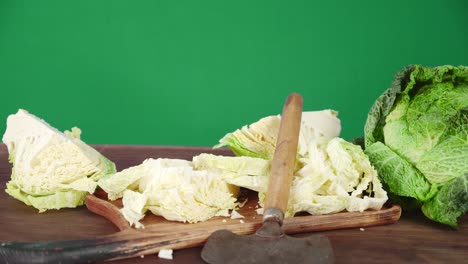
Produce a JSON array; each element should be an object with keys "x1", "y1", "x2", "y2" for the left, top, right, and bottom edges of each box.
[
  {"x1": 2, "y1": 109, "x2": 116, "y2": 212},
  {"x1": 215, "y1": 110, "x2": 341, "y2": 160}
]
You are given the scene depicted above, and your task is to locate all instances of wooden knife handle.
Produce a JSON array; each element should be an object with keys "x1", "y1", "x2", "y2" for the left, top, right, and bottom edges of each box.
[{"x1": 263, "y1": 93, "x2": 303, "y2": 215}]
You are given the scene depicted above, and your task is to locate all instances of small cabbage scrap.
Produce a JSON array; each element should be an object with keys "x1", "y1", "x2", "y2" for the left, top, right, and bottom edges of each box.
[
  {"x1": 98, "y1": 157, "x2": 240, "y2": 226},
  {"x1": 2, "y1": 109, "x2": 116, "y2": 212}
]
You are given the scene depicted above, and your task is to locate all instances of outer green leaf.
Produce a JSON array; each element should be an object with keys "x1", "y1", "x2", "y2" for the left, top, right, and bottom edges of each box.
[
  {"x1": 364, "y1": 65, "x2": 415, "y2": 148},
  {"x1": 422, "y1": 174, "x2": 468, "y2": 228},
  {"x1": 365, "y1": 142, "x2": 437, "y2": 202},
  {"x1": 416, "y1": 107, "x2": 468, "y2": 184},
  {"x1": 6, "y1": 181, "x2": 87, "y2": 212}
]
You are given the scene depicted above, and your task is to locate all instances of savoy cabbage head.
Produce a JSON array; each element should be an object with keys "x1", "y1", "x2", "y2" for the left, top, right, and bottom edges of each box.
[{"x1": 364, "y1": 64, "x2": 468, "y2": 228}]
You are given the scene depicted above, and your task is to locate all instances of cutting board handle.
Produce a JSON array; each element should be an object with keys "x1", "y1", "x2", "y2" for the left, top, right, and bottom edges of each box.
[{"x1": 85, "y1": 193, "x2": 131, "y2": 231}]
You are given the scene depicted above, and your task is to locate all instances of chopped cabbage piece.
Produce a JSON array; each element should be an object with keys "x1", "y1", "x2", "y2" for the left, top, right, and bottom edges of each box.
[
  {"x1": 98, "y1": 157, "x2": 241, "y2": 226},
  {"x1": 212, "y1": 110, "x2": 387, "y2": 217},
  {"x1": 158, "y1": 249, "x2": 173, "y2": 260}
]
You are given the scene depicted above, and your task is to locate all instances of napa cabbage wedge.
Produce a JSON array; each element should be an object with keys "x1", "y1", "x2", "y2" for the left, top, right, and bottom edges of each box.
[
  {"x1": 364, "y1": 64, "x2": 468, "y2": 228},
  {"x1": 2, "y1": 109, "x2": 116, "y2": 212}
]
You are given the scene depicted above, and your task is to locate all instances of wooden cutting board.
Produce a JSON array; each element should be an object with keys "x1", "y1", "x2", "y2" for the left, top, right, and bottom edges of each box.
[
  {"x1": 0, "y1": 147, "x2": 401, "y2": 263},
  {"x1": 82, "y1": 189, "x2": 401, "y2": 261}
]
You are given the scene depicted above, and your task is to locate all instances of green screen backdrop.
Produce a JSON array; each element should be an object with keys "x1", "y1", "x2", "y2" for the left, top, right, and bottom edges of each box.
[{"x1": 1, "y1": 0, "x2": 467, "y2": 146}]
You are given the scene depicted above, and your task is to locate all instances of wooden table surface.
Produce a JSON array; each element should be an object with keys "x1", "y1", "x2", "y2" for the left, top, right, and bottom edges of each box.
[{"x1": 0, "y1": 144, "x2": 466, "y2": 264}]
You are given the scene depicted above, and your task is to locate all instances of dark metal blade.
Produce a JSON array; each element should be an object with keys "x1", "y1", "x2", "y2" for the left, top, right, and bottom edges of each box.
[{"x1": 201, "y1": 229, "x2": 334, "y2": 264}]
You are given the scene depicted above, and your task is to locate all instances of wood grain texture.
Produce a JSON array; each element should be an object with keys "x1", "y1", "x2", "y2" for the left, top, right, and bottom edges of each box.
[
  {"x1": 265, "y1": 93, "x2": 302, "y2": 213},
  {"x1": 0, "y1": 144, "x2": 467, "y2": 264},
  {"x1": 80, "y1": 190, "x2": 399, "y2": 262}
]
